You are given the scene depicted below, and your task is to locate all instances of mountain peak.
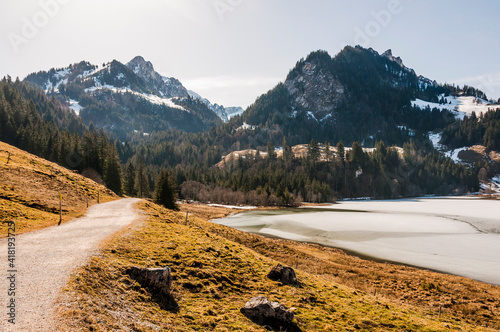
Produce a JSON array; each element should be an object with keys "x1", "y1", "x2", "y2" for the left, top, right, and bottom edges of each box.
[
  {"x1": 126, "y1": 56, "x2": 155, "y2": 76},
  {"x1": 382, "y1": 49, "x2": 404, "y2": 68}
]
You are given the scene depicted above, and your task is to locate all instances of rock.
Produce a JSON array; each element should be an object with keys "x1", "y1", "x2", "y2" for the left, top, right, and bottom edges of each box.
[
  {"x1": 285, "y1": 58, "x2": 345, "y2": 121},
  {"x1": 240, "y1": 296, "x2": 294, "y2": 328},
  {"x1": 267, "y1": 264, "x2": 299, "y2": 286},
  {"x1": 127, "y1": 266, "x2": 172, "y2": 298}
]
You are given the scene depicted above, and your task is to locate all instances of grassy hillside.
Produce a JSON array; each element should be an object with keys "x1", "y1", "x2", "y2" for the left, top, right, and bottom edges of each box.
[
  {"x1": 0, "y1": 141, "x2": 117, "y2": 236},
  {"x1": 56, "y1": 202, "x2": 498, "y2": 331}
]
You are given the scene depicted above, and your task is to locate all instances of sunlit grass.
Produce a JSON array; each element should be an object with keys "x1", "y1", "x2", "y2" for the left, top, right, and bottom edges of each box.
[
  {"x1": 0, "y1": 141, "x2": 117, "y2": 236},
  {"x1": 56, "y1": 201, "x2": 493, "y2": 331}
]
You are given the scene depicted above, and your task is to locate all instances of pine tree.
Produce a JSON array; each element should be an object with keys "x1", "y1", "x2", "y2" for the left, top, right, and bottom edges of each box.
[
  {"x1": 135, "y1": 154, "x2": 148, "y2": 198},
  {"x1": 154, "y1": 170, "x2": 179, "y2": 210},
  {"x1": 282, "y1": 137, "x2": 293, "y2": 165},
  {"x1": 123, "y1": 162, "x2": 137, "y2": 196},
  {"x1": 324, "y1": 141, "x2": 332, "y2": 163},
  {"x1": 308, "y1": 139, "x2": 320, "y2": 162},
  {"x1": 104, "y1": 147, "x2": 123, "y2": 196},
  {"x1": 336, "y1": 140, "x2": 345, "y2": 163},
  {"x1": 267, "y1": 142, "x2": 276, "y2": 161},
  {"x1": 350, "y1": 141, "x2": 365, "y2": 166}
]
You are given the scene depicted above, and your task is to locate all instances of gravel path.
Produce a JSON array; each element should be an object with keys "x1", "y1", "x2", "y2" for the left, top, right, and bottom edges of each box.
[{"x1": 0, "y1": 198, "x2": 142, "y2": 331}]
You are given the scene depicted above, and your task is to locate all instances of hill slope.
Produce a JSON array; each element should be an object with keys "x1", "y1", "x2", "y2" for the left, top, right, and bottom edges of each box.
[
  {"x1": 56, "y1": 201, "x2": 499, "y2": 331},
  {"x1": 0, "y1": 141, "x2": 116, "y2": 236}
]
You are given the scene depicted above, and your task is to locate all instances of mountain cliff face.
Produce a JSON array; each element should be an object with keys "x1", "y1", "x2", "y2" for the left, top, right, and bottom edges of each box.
[
  {"x1": 23, "y1": 57, "x2": 240, "y2": 138},
  {"x1": 285, "y1": 53, "x2": 345, "y2": 121}
]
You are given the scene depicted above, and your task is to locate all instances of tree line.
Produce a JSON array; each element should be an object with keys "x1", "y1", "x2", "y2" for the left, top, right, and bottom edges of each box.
[
  {"x1": 441, "y1": 109, "x2": 500, "y2": 151},
  {"x1": 0, "y1": 76, "x2": 481, "y2": 208}
]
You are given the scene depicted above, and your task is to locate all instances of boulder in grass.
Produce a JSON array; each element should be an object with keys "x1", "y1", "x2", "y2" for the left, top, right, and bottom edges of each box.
[
  {"x1": 267, "y1": 264, "x2": 300, "y2": 286},
  {"x1": 240, "y1": 296, "x2": 294, "y2": 329},
  {"x1": 127, "y1": 266, "x2": 173, "y2": 298}
]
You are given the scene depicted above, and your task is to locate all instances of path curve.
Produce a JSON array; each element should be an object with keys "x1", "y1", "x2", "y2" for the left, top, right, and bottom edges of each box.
[{"x1": 0, "y1": 198, "x2": 142, "y2": 331}]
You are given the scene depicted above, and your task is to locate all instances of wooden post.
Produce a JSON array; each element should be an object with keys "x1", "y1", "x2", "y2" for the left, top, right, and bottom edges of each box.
[
  {"x1": 185, "y1": 211, "x2": 188, "y2": 225},
  {"x1": 6, "y1": 152, "x2": 11, "y2": 165},
  {"x1": 438, "y1": 305, "x2": 442, "y2": 319},
  {"x1": 86, "y1": 195, "x2": 88, "y2": 208},
  {"x1": 58, "y1": 194, "x2": 62, "y2": 226},
  {"x1": 98, "y1": 192, "x2": 100, "y2": 204}
]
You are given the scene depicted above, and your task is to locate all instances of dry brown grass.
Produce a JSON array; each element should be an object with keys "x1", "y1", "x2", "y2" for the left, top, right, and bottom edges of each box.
[
  {"x1": 56, "y1": 201, "x2": 495, "y2": 331},
  {"x1": 183, "y1": 203, "x2": 500, "y2": 330},
  {"x1": 0, "y1": 141, "x2": 117, "y2": 236}
]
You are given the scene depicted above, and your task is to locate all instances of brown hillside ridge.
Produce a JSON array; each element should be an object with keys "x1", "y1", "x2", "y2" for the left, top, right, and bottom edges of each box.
[
  {"x1": 56, "y1": 201, "x2": 499, "y2": 331},
  {"x1": 0, "y1": 141, "x2": 117, "y2": 236},
  {"x1": 217, "y1": 144, "x2": 404, "y2": 169},
  {"x1": 459, "y1": 145, "x2": 500, "y2": 166}
]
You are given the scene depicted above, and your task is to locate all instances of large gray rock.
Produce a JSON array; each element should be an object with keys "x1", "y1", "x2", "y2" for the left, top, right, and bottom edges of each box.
[
  {"x1": 240, "y1": 296, "x2": 294, "y2": 328},
  {"x1": 267, "y1": 264, "x2": 299, "y2": 286},
  {"x1": 127, "y1": 266, "x2": 172, "y2": 298}
]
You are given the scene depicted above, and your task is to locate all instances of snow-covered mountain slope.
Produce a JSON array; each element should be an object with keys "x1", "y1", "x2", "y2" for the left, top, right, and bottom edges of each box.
[
  {"x1": 126, "y1": 56, "x2": 190, "y2": 98},
  {"x1": 23, "y1": 57, "x2": 228, "y2": 137},
  {"x1": 413, "y1": 94, "x2": 499, "y2": 119}
]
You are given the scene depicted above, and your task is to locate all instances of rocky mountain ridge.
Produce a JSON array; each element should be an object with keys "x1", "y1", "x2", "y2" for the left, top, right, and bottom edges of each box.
[{"x1": 23, "y1": 56, "x2": 242, "y2": 137}]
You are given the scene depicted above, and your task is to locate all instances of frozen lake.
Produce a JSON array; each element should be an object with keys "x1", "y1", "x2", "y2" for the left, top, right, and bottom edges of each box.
[{"x1": 214, "y1": 197, "x2": 500, "y2": 285}]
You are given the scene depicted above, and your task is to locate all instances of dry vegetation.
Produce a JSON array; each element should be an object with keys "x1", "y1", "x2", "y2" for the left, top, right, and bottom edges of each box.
[
  {"x1": 216, "y1": 144, "x2": 404, "y2": 169},
  {"x1": 0, "y1": 141, "x2": 117, "y2": 236},
  {"x1": 56, "y1": 201, "x2": 497, "y2": 331},
  {"x1": 184, "y1": 204, "x2": 500, "y2": 330}
]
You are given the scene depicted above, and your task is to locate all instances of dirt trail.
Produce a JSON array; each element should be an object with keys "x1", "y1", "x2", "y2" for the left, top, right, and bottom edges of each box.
[{"x1": 0, "y1": 198, "x2": 141, "y2": 331}]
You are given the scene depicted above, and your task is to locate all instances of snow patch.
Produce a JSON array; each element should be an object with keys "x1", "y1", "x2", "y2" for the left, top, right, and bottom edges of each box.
[
  {"x1": 85, "y1": 85, "x2": 188, "y2": 112},
  {"x1": 428, "y1": 132, "x2": 445, "y2": 151},
  {"x1": 412, "y1": 94, "x2": 499, "y2": 120},
  {"x1": 307, "y1": 111, "x2": 318, "y2": 122},
  {"x1": 68, "y1": 99, "x2": 83, "y2": 115},
  {"x1": 320, "y1": 113, "x2": 332, "y2": 122},
  {"x1": 445, "y1": 147, "x2": 469, "y2": 163},
  {"x1": 236, "y1": 122, "x2": 256, "y2": 131}
]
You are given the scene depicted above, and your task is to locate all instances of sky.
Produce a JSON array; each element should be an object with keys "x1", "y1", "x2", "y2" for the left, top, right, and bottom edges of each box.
[{"x1": 1, "y1": 0, "x2": 500, "y2": 108}]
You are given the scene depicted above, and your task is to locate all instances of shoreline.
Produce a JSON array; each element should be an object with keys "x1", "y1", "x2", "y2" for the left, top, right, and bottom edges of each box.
[{"x1": 211, "y1": 198, "x2": 500, "y2": 286}]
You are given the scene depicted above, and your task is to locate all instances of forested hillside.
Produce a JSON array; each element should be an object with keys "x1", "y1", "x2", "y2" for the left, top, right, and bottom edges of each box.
[
  {"x1": 23, "y1": 57, "x2": 224, "y2": 139},
  {"x1": 0, "y1": 78, "x2": 123, "y2": 195},
  {"x1": 3, "y1": 46, "x2": 497, "y2": 205}
]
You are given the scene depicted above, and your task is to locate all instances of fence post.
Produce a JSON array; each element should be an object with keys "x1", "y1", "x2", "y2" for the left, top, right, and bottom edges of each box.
[
  {"x1": 98, "y1": 192, "x2": 100, "y2": 204},
  {"x1": 185, "y1": 211, "x2": 188, "y2": 225},
  {"x1": 86, "y1": 195, "x2": 88, "y2": 208},
  {"x1": 58, "y1": 194, "x2": 62, "y2": 226}
]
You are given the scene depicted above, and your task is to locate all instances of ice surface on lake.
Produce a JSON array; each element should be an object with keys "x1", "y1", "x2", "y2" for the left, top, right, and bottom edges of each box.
[{"x1": 215, "y1": 197, "x2": 500, "y2": 285}]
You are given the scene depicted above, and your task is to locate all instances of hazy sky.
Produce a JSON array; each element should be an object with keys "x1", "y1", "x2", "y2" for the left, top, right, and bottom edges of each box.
[{"x1": 1, "y1": 0, "x2": 500, "y2": 108}]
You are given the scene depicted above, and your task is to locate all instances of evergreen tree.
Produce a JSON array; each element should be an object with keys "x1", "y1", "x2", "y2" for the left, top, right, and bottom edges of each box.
[
  {"x1": 103, "y1": 147, "x2": 123, "y2": 196},
  {"x1": 324, "y1": 141, "x2": 332, "y2": 163},
  {"x1": 154, "y1": 169, "x2": 179, "y2": 210},
  {"x1": 123, "y1": 162, "x2": 137, "y2": 196},
  {"x1": 135, "y1": 154, "x2": 148, "y2": 198},
  {"x1": 308, "y1": 138, "x2": 320, "y2": 162},
  {"x1": 336, "y1": 140, "x2": 345, "y2": 163},
  {"x1": 349, "y1": 141, "x2": 365, "y2": 166},
  {"x1": 282, "y1": 137, "x2": 293, "y2": 165},
  {"x1": 267, "y1": 141, "x2": 276, "y2": 160}
]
